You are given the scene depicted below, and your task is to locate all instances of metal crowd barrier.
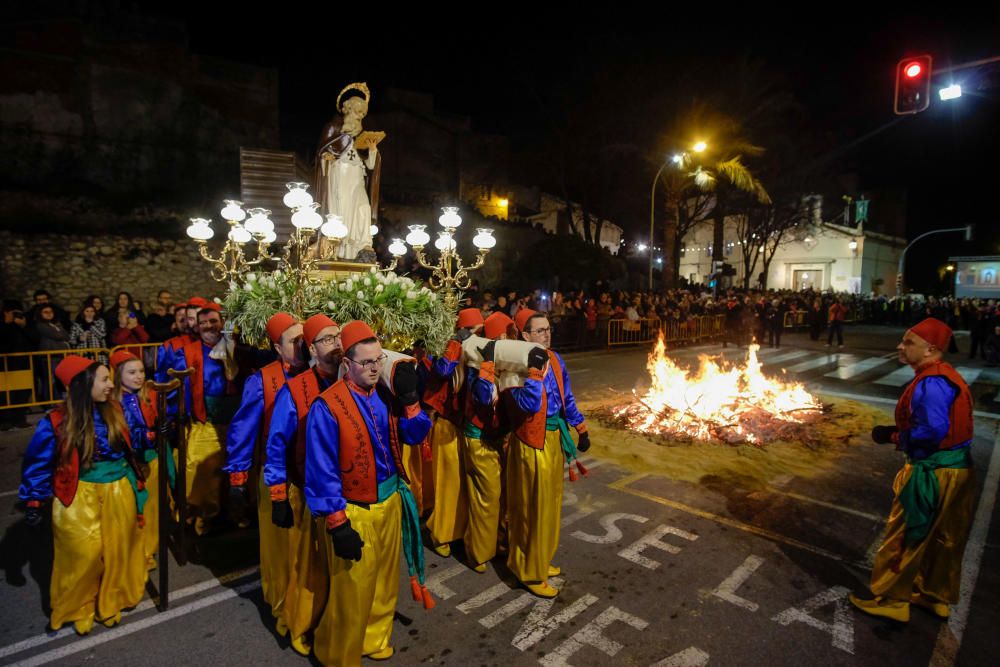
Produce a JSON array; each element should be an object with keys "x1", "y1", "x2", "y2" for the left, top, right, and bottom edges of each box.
[
  {"x1": 1, "y1": 342, "x2": 164, "y2": 411},
  {"x1": 783, "y1": 310, "x2": 808, "y2": 329},
  {"x1": 607, "y1": 315, "x2": 725, "y2": 348}
]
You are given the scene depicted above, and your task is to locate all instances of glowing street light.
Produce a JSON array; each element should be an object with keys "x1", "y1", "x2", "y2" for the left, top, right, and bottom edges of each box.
[
  {"x1": 939, "y1": 84, "x2": 962, "y2": 101},
  {"x1": 692, "y1": 141, "x2": 707, "y2": 153}
]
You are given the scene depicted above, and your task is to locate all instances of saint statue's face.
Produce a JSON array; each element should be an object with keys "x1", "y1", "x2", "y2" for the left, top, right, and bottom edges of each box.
[{"x1": 342, "y1": 97, "x2": 368, "y2": 136}]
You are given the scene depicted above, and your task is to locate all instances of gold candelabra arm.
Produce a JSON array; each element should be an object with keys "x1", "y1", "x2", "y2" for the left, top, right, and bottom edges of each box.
[
  {"x1": 412, "y1": 246, "x2": 436, "y2": 272},
  {"x1": 197, "y1": 240, "x2": 237, "y2": 283},
  {"x1": 252, "y1": 240, "x2": 274, "y2": 263}
]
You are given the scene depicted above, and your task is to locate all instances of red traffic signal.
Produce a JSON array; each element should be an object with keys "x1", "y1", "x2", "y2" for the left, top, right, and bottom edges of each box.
[{"x1": 894, "y1": 55, "x2": 932, "y2": 115}]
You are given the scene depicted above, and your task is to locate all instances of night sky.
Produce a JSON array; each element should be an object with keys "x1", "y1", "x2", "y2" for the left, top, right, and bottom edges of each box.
[{"x1": 15, "y1": 6, "x2": 1000, "y2": 290}]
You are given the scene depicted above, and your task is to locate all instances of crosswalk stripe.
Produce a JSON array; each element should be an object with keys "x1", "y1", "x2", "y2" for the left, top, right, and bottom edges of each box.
[
  {"x1": 759, "y1": 350, "x2": 811, "y2": 365},
  {"x1": 953, "y1": 367, "x2": 983, "y2": 385},
  {"x1": 824, "y1": 356, "x2": 892, "y2": 380},
  {"x1": 874, "y1": 365, "x2": 913, "y2": 386},
  {"x1": 786, "y1": 353, "x2": 863, "y2": 374}
]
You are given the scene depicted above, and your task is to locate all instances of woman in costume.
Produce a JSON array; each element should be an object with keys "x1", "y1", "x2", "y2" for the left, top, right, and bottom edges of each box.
[
  {"x1": 112, "y1": 350, "x2": 165, "y2": 570},
  {"x1": 19, "y1": 355, "x2": 147, "y2": 634}
]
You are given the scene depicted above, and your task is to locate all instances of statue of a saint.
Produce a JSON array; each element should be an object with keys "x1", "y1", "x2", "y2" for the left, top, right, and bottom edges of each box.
[{"x1": 315, "y1": 82, "x2": 385, "y2": 261}]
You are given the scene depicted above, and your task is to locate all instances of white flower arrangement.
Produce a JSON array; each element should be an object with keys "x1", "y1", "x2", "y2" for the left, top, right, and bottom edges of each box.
[{"x1": 223, "y1": 269, "x2": 457, "y2": 353}]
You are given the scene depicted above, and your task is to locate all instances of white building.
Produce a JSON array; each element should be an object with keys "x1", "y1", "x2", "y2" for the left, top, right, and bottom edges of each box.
[
  {"x1": 678, "y1": 216, "x2": 905, "y2": 294},
  {"x1": 527, "y1": 192, "x2": 623, "y2": 255}
]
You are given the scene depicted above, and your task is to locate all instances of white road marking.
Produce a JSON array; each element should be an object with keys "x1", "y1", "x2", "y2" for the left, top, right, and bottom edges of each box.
[
  {"x1": 423, "y1": 563, "x2": 469, "y2": 601},
  {"x1": 0, "y1": 489, "x2": 18, "y2": 498},
  {"x1": 824, "y1": 356, "x2": 891, "y2": 380},
  {"x1": 786, "y1": 354, "x2": 861, "y2": 374},
  {"x1": 952, "y1": 366, "x2": 982, "y2": 385},
  {"x1": 0, "y1": 567, "x2": 259, "y2": 661},
  {"x1": 873, "y1": 365, "x2": 914, "y2": 387},
  {"x1": 650, "y1": 647, "x2": 712, "y2": 667},
  {"x1": 457, "y1": 582, "x2": 513, "y2": 615},
  {"x1": 813, "y1": 390, "x2": 1000, "y2": 420},
  {"x1": 771, "y1": 586, "x2": 854, "y2": 655},
  {"x1": 760, "y1": 350, "x2": 812, "y2": 365},
  {"x1": 511, "y1": 592, "x2": 599, "y2": 651},
  {"x1": 929, "y1": 425, "x2": 1000, "y2": 666},
  {"x1": 712, "y1": 555, "x2": 765, "y2": 612},
  {"x1": 617, "y1": 524, "x2": 698, "y2": 570},
  {"x1": 571, "y1": 512, "x2": 649, "y2": 544},
  {"x1": 540, "y1": 605, "x2": 649, "y2": 666},
  {"x1": 14, "y1": 579, "x2": 261, "y2": 666},
  {"x1": 769, "y1": 489, "x2": 885, "y2": 522}
]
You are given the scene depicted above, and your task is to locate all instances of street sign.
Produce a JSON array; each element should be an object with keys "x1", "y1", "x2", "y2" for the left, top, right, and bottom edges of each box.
[{"x1": 855, "y1": 198, "x2": 869, "y2": 223}]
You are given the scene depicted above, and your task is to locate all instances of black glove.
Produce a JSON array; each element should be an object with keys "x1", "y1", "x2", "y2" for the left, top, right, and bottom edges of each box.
[
  {"x1": 479, "y1": 340, "x2": 496, "y2": 363},
  {"x1": 329, "y1": 520, "x2": 364, "y2": 561},
  {"x1": 228, "y1": 485, "x2": 249, "y2": 523},
  {"x1": 454, "y1": 328, "x2": 472, "y2": 343},
  {"x1": 271, "y1": 499, "x2": 294, "y2": 528},
  {"x1": 392, "y1": 362, "x2": 420, "y2": 406},
  {"x1": 871, "y1": 425, "x2": 897, "y2": 444},
  {"x1": 24, "y1": 506, "x2": 43, "y2": 528},
  {"x1": 577, "y1": 431, "x2": 591, "y2": 453},
  {"x1": 527, "y1": 346, "x2": 548, "y2": 370}
]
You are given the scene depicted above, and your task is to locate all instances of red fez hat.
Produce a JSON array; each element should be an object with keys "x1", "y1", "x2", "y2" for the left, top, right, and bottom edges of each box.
[
  {"x1": 340, "y1": 320, "x2": 378, "y2": 353},
  {"x1": 187, "y1": 296, "x2": 208, "y2": 308},
  {"x1": 110, "y1": 350, "x2": 139, "y2": 371},
  {"x1": 266, "y1": 312, "x2": 297, "y2": 344},
  {"x1": 457, "y1": 308, "x2": 485, "y2": 330},
  {"x1": 514, "y1": 308, "x2": 538, "y2": 333},
  {"x1": 172, "y1": 302, "x2": 188, "y2": 311},
  {"x1": 55, "y1": 355, "x2": 95, "y2": 387},
  {"x1": 198, "y1": 302, "x2": 222, "y2": 313},
  {"x1": 909, "y1": 317, "x2": 952, "y2": 350},
  {"x1": 484, "y1": 312, "x2": 515, "y2": 340},
  {"x1": 304, "y1": 314, "x2": 339, "y2": 346}
]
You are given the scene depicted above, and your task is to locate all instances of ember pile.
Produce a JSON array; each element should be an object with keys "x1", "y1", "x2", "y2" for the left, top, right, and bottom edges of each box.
[{"x1": 605, "y1": 334, "x2": 826, "y2": 446}]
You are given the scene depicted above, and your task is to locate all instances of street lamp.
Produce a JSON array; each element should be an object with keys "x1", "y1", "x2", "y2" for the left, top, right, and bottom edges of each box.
[{"x1": 650, "y1": 142, "x2": 707, "y2": 289}]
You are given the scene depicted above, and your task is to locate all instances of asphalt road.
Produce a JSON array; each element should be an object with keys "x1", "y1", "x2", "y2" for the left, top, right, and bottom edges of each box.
[{"x1": 0, "y1": 325, "x2": 997, "y2": 666}]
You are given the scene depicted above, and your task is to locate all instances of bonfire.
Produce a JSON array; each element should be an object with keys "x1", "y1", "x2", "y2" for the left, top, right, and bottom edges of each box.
[{"x1": 608, "y1": 334, "x2": 825, "y2": 446}]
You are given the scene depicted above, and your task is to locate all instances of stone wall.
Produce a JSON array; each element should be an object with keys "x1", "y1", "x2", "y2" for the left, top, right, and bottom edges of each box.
[{"x1": 0, "y1": 231, "x2": 225, "y2": 314}]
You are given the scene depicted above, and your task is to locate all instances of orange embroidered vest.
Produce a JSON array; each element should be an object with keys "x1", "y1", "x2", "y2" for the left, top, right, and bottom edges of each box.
[
  {"x1": 318, "y1": 380, "x2": 409, "y2": 503},
  {"x1": 510, "y1": 349, "x2": 565, "y2": 449},
  {"x1": 895, "y1": 360, "x2": 974, "y2": 450},
  {"x1": 286, "y1": 369, "x2": 330, "y2": 487}
]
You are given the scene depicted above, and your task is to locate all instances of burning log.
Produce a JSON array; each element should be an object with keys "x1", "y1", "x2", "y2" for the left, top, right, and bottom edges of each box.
[{"x1": 607, "y1": 335, "x2": 823, "y2": 447}]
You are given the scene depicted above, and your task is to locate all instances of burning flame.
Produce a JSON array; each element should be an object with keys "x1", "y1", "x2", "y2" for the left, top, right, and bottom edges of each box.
[{"x1": 615, "y1": 334, "x2": 822, "y2": 444}]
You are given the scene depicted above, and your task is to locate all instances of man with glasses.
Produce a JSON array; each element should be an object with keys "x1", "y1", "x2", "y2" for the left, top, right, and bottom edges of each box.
[
  {"x1": 305, "y1": 321, "x2": 432, "y2": 664},
  {"x1": 505, "y1": 311, "x2": 590, "y2": 598},
  {"x1": 253, "y1": 313, "x2": 342, "y2": 656},
  {"x1": 223, "y1": 312, "x2": 304, "y2": 632}
]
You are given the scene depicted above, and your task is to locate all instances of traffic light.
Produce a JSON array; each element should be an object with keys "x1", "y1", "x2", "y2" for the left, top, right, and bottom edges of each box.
[
  {"x1": 894, "y1": 55, "x2": 932, "y2": 115},
  {"x1": 720, "y1": 263, "x2": 737, "y2": 277}
]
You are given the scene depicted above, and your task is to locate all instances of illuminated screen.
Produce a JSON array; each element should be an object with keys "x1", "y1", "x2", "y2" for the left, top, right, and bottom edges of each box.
[{"x1": 955, "y1": 261, "x2": 1000, "y2": 298}]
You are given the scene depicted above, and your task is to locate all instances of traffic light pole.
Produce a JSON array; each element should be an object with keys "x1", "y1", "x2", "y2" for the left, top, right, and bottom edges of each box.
[{"x1": 896, "y1": 225, "x2": 972, "y2": 295}]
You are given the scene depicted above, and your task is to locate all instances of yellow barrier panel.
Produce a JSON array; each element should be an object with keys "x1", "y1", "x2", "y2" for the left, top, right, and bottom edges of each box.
[
  {"x1": 783, "y1": 310, "x2": 808, "y2": 328},
  {"x1": 1, "y1": 342, "x2": 166, "y2": 411},
  {"x1": 608, "y1": 315, "x2": 725, "y2": 348}
]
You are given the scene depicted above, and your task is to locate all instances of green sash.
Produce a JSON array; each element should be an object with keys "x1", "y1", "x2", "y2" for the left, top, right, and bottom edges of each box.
[
  {"x1": 899, "y1": 447, "x2": 972, "y2": 546},
  {"x1": 545, "y1": 413, "x2": 577, "y2": 462},
  {"x1": 374, "y1": 474, "x2": 427, "y2": 590},
  {"x1": 463, "y1": 422, "x2": 483, "y2": 440},
  {"x1": 80, "y1": 458, "x2": 148, "y2": 517},
  {"x1": 143, "y1": 446, "x2": 177, "y2": 486}
]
